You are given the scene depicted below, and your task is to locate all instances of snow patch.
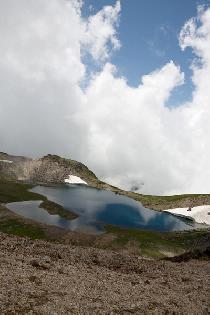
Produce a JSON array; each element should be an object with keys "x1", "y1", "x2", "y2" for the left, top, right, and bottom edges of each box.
[
  {"x1": 0, "y1": 159, "x2": 13, "y2": 163},
  {"x1": 164, "y1": 206, "x2": 210, "y2": 225},
  {"x1": 64, "y1": 175, "x2": 87, "y2": 185}
]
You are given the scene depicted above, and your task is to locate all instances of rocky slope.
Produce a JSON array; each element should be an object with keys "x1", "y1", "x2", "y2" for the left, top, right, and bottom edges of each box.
[
  {"x1": 0, "y1": 152, "x2": 98, "y2": 185},
  {"x1": 2, "y1": 152, "x2": 210, "y2": 211},
  {"x1": 1, "y1": 154, "x2": 210, "y2": 314},
  {"x1": 0, "y1": 232, "x2": 209, "y2": 315}
]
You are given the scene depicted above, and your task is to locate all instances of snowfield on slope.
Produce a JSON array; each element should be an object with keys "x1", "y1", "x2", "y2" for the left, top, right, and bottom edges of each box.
[
  {"x1": 164, "y1": 206, "x2": 210, "y2": 225},
  {"x1": 64, "y1": 175, "x2": 87, "y2": 185},
  {"x1": 0, "y1": 160, "x2": 13, "y2": 163}
]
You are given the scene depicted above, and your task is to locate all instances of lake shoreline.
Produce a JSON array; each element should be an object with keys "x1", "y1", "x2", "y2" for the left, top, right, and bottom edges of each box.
[
  {"x1": 164, "y1": 206, "x2": 210, "y2": 226},
  {"x1": 1, "y1": 200, "x2": 210, "y2": 258},
  {"x1": 30, "y1": 184, "x2": 196, "y2": 233},
  {"x1": 1, "y1": 180, "x2": 210, "y2": 259}
]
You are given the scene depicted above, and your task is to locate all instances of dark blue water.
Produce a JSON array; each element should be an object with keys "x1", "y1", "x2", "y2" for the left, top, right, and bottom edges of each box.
[{"x1": 7, "y1": 185, "x2": 194, "y2": 234}]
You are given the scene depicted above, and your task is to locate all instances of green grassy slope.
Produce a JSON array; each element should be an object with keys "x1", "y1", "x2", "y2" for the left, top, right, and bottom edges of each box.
[
  {"x1": 0, "y1": 179, "x2": 210, "y2": 258},
  {"x1": 0, "y1": 181, "x2": 45, "y2": 203},
  {"x1": 105, "y1": 225, "x2": 210, "y2": 258},
  {"x1": 0, "y1": 181, "x2": 76, "y2": 240}
]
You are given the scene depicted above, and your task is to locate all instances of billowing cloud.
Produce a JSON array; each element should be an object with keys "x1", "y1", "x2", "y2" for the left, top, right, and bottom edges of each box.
[
  {"x1": 0, "y1": 1, "x2": 210, "y2": 195},
  {"x1": 83, "y1": 0, "x2": 121, "y2": 61},
  {"x1": 0, "y1": 0, "x2": 120, "y2": 159}
]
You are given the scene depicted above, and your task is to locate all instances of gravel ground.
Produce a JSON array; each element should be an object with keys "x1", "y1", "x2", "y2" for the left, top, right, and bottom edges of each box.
[{"x1": 0, "y1": 232, "x2": 210, "y2": 315}]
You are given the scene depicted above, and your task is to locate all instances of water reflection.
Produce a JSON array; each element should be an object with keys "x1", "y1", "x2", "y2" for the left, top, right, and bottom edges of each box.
[{"x1": 7, "y1": 185, "x2": 194, "y2": 234}]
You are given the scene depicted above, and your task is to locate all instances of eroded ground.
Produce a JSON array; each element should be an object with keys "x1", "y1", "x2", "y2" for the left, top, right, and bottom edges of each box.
[
  {"x1": 0, "y1": 180, "x2": 210, "y2": 314},
  {"x1": 0, "y1": 232, "x2": 209, "y2": 315}
]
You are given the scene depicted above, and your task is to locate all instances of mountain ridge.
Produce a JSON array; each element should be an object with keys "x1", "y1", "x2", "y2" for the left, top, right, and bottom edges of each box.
[
  {"x1": 0, "y1": 152, "x2": 98, "y2": 185},
  {"x1": 1, "y1": 152, "x2": 210, "y2": 211}
]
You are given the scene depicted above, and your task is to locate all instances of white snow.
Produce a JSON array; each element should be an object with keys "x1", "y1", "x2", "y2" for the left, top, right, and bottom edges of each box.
[
  {"x1": 0, "y1": 159, "x2": 13, "y2": 163},
  {"x1": 164, "y1": 206, "x2": 210, "y2": 225},
  {"x1": 64, "y1": 175, "x2": 87, "y2": 185}
]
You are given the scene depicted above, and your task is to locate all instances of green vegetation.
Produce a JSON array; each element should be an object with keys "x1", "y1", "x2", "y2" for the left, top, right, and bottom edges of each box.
[
  {"x1": 105, "y1": 225, "x2": 210, "y2": 258},
  {"x1": 0, "y1": 181, "x2": 46, "y2": 203},
  {"x1": 133, "y1": 192, "x2": 210, "y2": 208},
  {"x1": 39, "y1": 200, "x2": 78, "y2": 220},
  {"x1": 0, "y1": 181, "x2": 77, "y2": 221},
  {"x1": 1, "y1": 179, "x2": 210, "y2": 258},
  {"x1": 0, "y1": 181, "x2": 76, "y2": 241},
  {"x1": 0, "y1": 218, "x2": 48, "y2": 240},
  {"x1": 90, "y1": 179, "x2": 210, "y2": 210},
  {"x1": 110, "y1": 190, "x2": 210, "y2": 210}
]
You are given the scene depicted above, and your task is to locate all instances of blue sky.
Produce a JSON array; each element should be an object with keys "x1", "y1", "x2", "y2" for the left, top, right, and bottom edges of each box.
[{"x1": 82, "y1": 0, "x2": 209, "y2": 106}]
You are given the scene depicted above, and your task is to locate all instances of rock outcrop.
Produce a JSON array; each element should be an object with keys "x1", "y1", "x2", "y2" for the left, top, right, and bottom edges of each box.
[{"x1": 0, "y1": 152, "x2": 98, "y2": 185}]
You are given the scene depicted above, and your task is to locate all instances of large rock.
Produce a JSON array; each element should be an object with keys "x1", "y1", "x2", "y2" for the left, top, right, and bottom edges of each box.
[{"x1": 0, "y1": 152, "x2": 98, "y2": 185}]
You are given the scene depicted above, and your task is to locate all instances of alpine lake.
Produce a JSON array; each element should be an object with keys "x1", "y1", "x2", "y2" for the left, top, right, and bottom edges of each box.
[{"x1": 6, "y1": 184, "x2": 195, "y2": 234}]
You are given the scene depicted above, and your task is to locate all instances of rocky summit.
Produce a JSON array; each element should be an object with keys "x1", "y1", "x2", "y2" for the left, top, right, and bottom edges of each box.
[{"x1": 0, "y1": 152, "x2": 97, "y2": 185}]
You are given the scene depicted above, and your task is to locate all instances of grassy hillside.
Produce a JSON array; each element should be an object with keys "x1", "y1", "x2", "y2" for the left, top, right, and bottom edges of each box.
[
  {"x1": 0, "y1": 181, "x2": 78, "y2": 239},
  {"x1": 105, "y1": 225, "x2": 210, "y2": 258},
  {"x1": 0, "y1": 179, "x2": 209, "y2": 258},
  {"x1": 123, "y1": 191, "x2": 210, "y2": 210},
  {"x1": 0, "y1": 181, "x2": 45, "y2": 203}
]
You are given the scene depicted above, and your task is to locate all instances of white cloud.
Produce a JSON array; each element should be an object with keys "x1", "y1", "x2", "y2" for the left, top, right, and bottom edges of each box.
[
  {"x1": 1, "y1": 1, "x2": 210, "y2": 195},
  {"x1": 82, "y1": 0, "x2": 121, "y2": 61},
  {"x1": 0, "y1": 0, "x2": 120, "y2": 159}
]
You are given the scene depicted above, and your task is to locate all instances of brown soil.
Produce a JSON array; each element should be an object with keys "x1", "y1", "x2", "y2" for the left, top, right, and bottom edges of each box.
[{"x1": 0, "y1": 232, "x2": 209, "y2": 315}]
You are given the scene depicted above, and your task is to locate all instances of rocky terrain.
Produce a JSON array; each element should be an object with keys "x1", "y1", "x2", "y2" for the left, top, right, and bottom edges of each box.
[
  {"x1": 0, "y1": 232, "x2": 209, "y2": 315},
  {"x1": 0, "y1": 153, "x2": 210, "y2": 314},
  {"x1": 2, "y1": 152, "x2": 210, "y2": 211},
  {"x1": 0, "y1": 152, "x2": 98, "y2": 185}
]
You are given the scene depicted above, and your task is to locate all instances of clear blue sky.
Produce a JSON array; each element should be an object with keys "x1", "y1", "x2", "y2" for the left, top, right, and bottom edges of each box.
[{"x1": 82, "y1": 0, "x2": 210, "y2": 106}]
